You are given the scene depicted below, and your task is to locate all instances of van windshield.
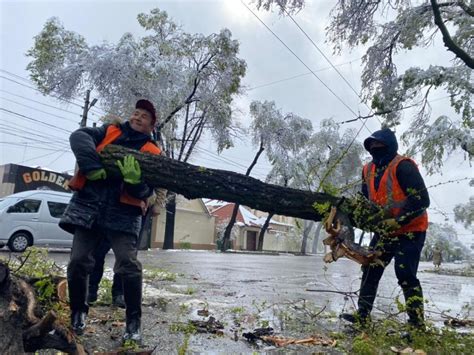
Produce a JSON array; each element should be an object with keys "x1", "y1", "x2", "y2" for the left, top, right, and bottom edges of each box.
[{"x1": 0, "y1": 197, "x2": 19, "y2": 211}]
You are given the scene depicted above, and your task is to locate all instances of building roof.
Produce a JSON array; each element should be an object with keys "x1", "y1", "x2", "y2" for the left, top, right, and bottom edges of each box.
[{"x1": 208, "y1": 202, "x2": 290, "y2": 229}]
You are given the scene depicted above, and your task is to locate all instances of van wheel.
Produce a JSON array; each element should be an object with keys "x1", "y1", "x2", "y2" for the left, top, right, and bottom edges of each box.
[{"x1": 8, "y1": 232, "x2": 31, "y2": 252}]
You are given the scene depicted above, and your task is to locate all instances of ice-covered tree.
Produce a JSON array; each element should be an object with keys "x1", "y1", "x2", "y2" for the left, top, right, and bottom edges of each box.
[
  {"x1": 220, "y1": 100, "x2": 312, "y2": 251},
  {"x1": 454, "y1": 180, "x2": 474, "y2": 231},
  {"x1": 256, "y1": 0, "x2": 473, "y2": 174},
  {"x1": 27, "y1": 8, "x2": 246, "y2": 249},
  {"x1": 422, "y1": 222, "x2": 471, "y2": 262},
  {"x1": 256, "y1": 102, "x2": 313, "y2": 251},
  {"x1": 281, "y1": 118, "x2": 364, "y2": 253}
]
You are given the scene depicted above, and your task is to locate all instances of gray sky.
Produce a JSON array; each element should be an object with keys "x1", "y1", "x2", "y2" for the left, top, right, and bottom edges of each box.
[{"x1": 0, "y1": 0, "x2": 472, "y2": 245}]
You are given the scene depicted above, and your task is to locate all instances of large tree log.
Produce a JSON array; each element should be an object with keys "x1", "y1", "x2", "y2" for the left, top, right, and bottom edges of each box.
[{"x1": 100, "y1": 145, "x2": 383, "y2": 230}]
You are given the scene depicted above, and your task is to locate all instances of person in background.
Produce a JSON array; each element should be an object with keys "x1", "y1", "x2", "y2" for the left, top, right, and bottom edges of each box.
[{"x1": 432, "y1": 246, "x2": 442, "y2": 270}]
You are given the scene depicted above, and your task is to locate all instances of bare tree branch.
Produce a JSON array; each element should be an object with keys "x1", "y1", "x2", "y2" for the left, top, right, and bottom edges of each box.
[{"x1": 431, "y1": 0, "x2": 474, "y2": 68}]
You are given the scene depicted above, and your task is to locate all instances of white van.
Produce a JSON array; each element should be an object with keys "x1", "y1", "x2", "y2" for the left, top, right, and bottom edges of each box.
[{"x1": 0, "y1": 190, "x2": 73, "y2": 252}]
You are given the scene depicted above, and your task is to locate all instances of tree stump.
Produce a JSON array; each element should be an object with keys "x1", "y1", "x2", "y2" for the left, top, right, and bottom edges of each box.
[{"x1": 0, "y1": 261, "x2": 84, "y2": 354}]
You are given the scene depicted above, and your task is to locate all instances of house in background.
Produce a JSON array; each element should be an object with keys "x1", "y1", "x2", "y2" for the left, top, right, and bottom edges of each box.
[
  {"x1": 206, "y1": 200, "x2": 297, "y2": 252},
  {"x1": 151, "y1": 196, "x2": 216, "y2": 250}
]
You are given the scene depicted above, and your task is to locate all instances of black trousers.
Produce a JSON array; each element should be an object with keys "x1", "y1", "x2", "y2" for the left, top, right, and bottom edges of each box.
[
  {"x1": 67, "y1": 226, "x2": 142, "y2": 320},
  {"x1": 89, "y1": 237, "x2": 123, "y2": 299},
  {"x1": 358, "y1": 231, "x2": 426, "y2": 325}
]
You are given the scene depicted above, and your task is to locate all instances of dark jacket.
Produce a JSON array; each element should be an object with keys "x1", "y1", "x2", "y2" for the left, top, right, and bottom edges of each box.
[
  {"x1": 362, "y1": 128, "x2": 430, "y2": 225},
  {"x1": 59, "y1": 122, "x2": 156, "y2": 237}
]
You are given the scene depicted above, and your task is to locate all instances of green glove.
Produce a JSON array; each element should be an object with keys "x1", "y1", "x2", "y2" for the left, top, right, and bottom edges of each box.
[
  {"x1": 86, "y1": 168, "x2": 107, "y2": 181},
  {"x1": 116, "y1": 155, "x2": 141, "y2": 184}
]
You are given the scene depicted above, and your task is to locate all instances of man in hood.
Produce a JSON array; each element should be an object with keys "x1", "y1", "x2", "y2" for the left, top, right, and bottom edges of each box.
[{"x1": 341, "y1": 128, "x2": 430, "y2": 328}]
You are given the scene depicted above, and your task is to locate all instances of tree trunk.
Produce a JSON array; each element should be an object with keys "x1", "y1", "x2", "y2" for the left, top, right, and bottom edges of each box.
[
  {"x1": 163, "y1": 192, "x2": 176, "y2": 249},
  {"x1": 311, "y1": 222, "x2": 323, "y2": 254},
  {"x1": 221, "y1": 141, "x2": 265, "y2": 252},
  {"x1": 257, "y1": 213, "x2": 273, "y2": 251},
  {"x1": 221, "y1": 204, "x2": 239, "y2": 252},
  {"x1": 300, "y1": 220, "x2": 314, "y2": 255},
  {"x1": 100, "y1": 145, "x2": 383, "y2": 229},
  {"x1": 0, "y1": 262, "x2": 84, "y2": 354}
]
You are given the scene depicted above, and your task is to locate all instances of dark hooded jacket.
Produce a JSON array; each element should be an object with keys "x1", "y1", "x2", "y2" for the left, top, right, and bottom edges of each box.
[
  {"x1": 59, "y1": 122, "x2": 156, "y2": 237},
  {"x1": 362, "y1": 128, "x2": 430, "y2": 225}
]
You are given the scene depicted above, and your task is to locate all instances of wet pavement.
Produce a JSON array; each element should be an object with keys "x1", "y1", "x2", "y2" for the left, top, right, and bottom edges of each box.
[{"x1": 4, "y1": 249, "x2": 473, "y2": 353}]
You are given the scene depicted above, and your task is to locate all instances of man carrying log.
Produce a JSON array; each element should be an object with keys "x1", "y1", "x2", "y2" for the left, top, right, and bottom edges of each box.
[
  {"x1": 340, "y1": 128, "x2": 430, "y2": 328},
  {"x1": 59, "y1": 99, "x2": 161, "y2": 344}
]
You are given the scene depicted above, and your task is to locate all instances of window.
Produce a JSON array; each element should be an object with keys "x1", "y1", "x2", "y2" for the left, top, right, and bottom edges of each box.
[
  {"x1": 47, "y1": 201, "x2": 68, "y2": 218},
  {"x1": 8, "y1": 199, "x2": 41, "y2": 213}
]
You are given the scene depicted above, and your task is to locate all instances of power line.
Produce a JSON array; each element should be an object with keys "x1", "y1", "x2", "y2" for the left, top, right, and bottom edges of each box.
[
  {"x1": 240, "y1": 1, "x2": 360, "y2": 118},
  {"x1": 283, "y1": 11, "x2": 382, "y2": 126},
  {"x1": 247, "y1": 58, "x2": 362, "y2": 91},
  {"x1": 336, "y1": 95, "x2": 456, "y2": 125},
  {"x1": 0, "y1": 141, "x2": 69, "y2": 152},
  {"x1": 193, "y1": 146, "x2": 270, "y2": 174},
  {"x1": 20, "y1": 149, "x2": 70, "y2": 164},
  {"x1": 0, "y1": 88, "x2": 81, "y2": 116},
  {"x1": 0, "y1": 122, "x2": 69, "y2": 147},
  {"x1": 46, "y1": 150, "x2": 71, "y2": 166},
  {"x1": 0, "y1": 75, "x2": 84, "y2": 108},
  {"x1": 0, "y1": 107, "x2": 72, "y2": 133},
  {"x1": 0, "y1": 129, "x2": 69, "y2": 148},
  {"x1": 191, "y1": 147, "x2": 268, "y2": 179},
  {"x1": 0, "y1": 69, "x2": 106, "y2": 118},
  {"x1": 0, "y1": 96, "x2": 81, "y2": 124}
]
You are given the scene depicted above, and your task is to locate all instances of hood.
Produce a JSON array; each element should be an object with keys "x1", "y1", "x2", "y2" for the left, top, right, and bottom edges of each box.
[
  {"x1": 363, "y1": 128, "x2": 398, "y2": 154},
  {"x1": 363, "y1": 128, "x2": 398, "y2": 166}
]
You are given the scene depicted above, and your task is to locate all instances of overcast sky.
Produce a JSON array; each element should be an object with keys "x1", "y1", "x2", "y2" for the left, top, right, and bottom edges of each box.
[{"x1": 0, "y1": 0, "x2": 472, "y2": 245}]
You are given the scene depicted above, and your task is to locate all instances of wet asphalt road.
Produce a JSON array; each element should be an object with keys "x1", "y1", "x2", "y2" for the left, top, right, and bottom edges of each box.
[
  {"x1": 3, "y1": 248, "x2": 473, "y2": 353},
  {"x1": 28, "y1": 249, "x2": 474, "y2": 322}
]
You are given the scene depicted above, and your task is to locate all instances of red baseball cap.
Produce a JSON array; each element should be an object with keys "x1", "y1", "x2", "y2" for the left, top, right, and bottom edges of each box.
[{"x1": 136, "y1": 99, "x2": 157, "y2": 124}]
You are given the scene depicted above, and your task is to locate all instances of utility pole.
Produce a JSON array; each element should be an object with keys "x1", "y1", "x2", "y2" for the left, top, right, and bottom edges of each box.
[
  {"x1": 80, "y1": 89, "x2": 98, "y2": 127},
  {"x1": 74, "y1": 90, "x2": 98, "y2": 174}
]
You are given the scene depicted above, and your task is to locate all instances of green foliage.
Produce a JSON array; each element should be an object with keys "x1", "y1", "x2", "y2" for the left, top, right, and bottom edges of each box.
[
  {"x1": 320, "y1": 182, "x2": 340, "y2": 197},
  {"x1": 34, "y1": 278, "x2": 55, "y2": 306},
  {"x1": 179, "y1": 242, "x2": 192, "y2": 250},
  {"x1": 313, "y1": 201, "x2": 331, "y2": 216},
  {"x1": 26, "y1": 18, "x2": 87, "y2": 94},
  {"x1": 349, "y1": 319, "x2": 474, "y2": 355},
  {"x1": 97, "y1": 278, "x2": 113, "y2": 305},
  {"x1": 177, "y1": 334, "x2": 190, "y2": 355},
  {"x1": 230, "y1": 306, "x2": 245, "y2": 314},
  {"x1": 144, "y1": 267, "x2": 177, "y2": 282},
  {"x1": 122, "y1": 339, "x2": 141, "y2": 351},
  {"x1": 11, "y1": 247, "x2": 62, "y2": 279},
  {"x1": 184, "y1": 287, "x2": 196, "y2": 295},
  {"x1": 170, "y1": 321, "x2": 197, "y2": 334},
  {"x1": 178, "y1": 303, "x2": 190, "y2": 315},
  {"x1": 352, "y1": 333, "x2": 377, "y2": 354}
]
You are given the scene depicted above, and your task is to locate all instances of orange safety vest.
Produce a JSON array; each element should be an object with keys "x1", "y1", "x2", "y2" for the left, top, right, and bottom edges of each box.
[
  {"x1": 68, "y1": 125, "x2": 161, "y2": 212},
  {"x1": 363, "y1": 154, "x2": 428, "y2": 236}
]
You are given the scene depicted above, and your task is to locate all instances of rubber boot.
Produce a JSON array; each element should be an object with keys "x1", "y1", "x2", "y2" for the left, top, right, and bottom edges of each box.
[
  {"x1": 67, "y1": 271, "x2": 89, "y2": 334},
  {"x1": 71, "y1": 310, "x2": 87, "y2": 335},
  {"x1": 403, "y1": 285, "x2": 425, "y2": 328},
  {"x1": 122, "y1": 275, "x2": 142, "y2": 344}
]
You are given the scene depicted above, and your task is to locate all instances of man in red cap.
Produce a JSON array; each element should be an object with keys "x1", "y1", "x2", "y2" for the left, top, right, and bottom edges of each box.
[{"x1": 60, "y1": 99, "x2": 161, "y2": 345}]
